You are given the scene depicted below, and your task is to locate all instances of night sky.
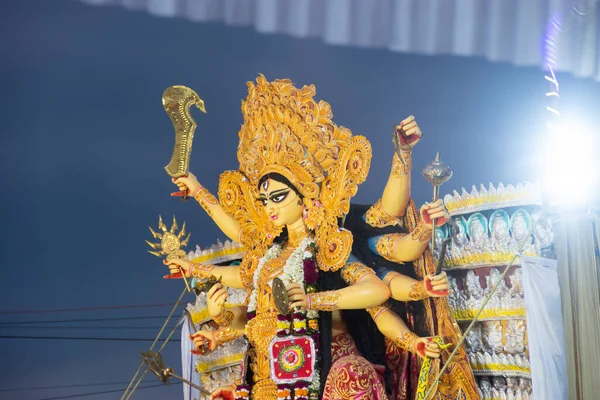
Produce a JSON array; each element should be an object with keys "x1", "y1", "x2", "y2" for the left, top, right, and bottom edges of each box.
[{"x1": 1, "y1": 1, "x2": 599, "y2": 399}]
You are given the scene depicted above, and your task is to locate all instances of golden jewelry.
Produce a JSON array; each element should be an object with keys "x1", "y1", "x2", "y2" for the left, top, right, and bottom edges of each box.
[
  {"x1": 192, "y1": 185, "x2": 218, "y2": 217},
  {"x1": 190, "y1": 263, "x2": 215, "y2": 279},
  {"x1": 288, "y1": 225, "x2": 311, "y2": 247},
  {"x1": 302, "y1": 198, "x2": 325, "y2": 231},
  {"x1": 410, "y1": 221, "x2": 433, "y2": 243},
  {"x1": 218, "y1": 170, "x2": 281, "y2": 250},
  {"x1": 365, "y1": 198, "x2": 402, "y2": 228},
  {"x1": 391, "y1": 151, "x2": 412, "y2": 177},
  {"x1": 214, "y1": 327, "x2": 243, "y2": 347},
  {"x1": 408, "y1": 280, "x2": 429, "y2": 301},
  {"x1": 212, "y1": 309, "x2": 234, "y2": 327},
  {"x1": 307, "y1": 291, "x2": 341, "y2": 311},
  {"x1": 367, "y1": 303, "x2": 391, "y2": 321},
  {"x1": 393, "y1": 330, "x2": 419, "y2": 353},
  {"x1": 233, "y1": 75, "x2": 372, "y2": 272},
  {"x1": 340, "y1": 262, "x2": 374, "y2": 285},
  {"x1": 374, "y1": 233, "x2": 406, "y2": 264}
]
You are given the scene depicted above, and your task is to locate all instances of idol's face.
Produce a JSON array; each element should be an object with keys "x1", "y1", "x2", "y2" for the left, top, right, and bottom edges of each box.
[
  {"x1": 472, "y1": 221, "x2": 484, "y2": 237},
  {"x1": 258, "y1": 179, "x2": 303, "y2": 227},
  {"x1": 513, "y1": 216, "x2": 526, "y2": 233},
  {"x1": 493, "y1": 218, "x2": 508, "y2": 236}
]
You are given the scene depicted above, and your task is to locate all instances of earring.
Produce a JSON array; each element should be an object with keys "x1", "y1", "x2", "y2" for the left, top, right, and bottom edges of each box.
[{"x1": 302, "y1": 198, "x2": 325, "y2": 230}]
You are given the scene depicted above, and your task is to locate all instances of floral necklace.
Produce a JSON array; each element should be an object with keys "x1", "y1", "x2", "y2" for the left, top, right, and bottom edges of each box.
[{"x1": 237, "y1": 237, "x2": 321, "y2": 400}]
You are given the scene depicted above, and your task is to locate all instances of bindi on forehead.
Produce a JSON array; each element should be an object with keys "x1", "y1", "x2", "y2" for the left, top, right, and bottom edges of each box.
[
  {"x1": 261, "y1": 179, "x2": 269, "y2": 191},
  {"x1": 259, "y1": 179, "x2": 289, "y2": 195}
]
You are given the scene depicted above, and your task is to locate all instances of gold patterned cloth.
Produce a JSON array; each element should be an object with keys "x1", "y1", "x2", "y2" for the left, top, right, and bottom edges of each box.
[{"x1": 323, "y1": 333, "x2": 389, "y2": 400}]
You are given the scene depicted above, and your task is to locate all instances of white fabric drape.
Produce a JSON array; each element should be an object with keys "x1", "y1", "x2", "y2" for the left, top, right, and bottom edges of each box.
[
  {"x1": 554, "y1": 213, "x2": 600, "y2": 400},
  {"x1": 80, "y1": 0, "x2": 600, "y2": 80},
  {"x1": 521, "y1": 255, "x2": 568, "y2": 400},
  {"x1": 181, "y1": 313, "x2": 202, "y2": 400}
]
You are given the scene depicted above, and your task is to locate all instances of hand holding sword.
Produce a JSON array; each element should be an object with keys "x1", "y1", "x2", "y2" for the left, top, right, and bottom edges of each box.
[
  {"x1": 159, "y1": 85, "x2": 205, "y2": 285},
  {"x1": 162, "y1": 85, "x2": 206, "y2": 199}
]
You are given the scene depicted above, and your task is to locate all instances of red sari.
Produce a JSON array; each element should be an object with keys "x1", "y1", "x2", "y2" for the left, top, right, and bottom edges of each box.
[{"x1": 323, "y1": 332, "x2": 389, "y2": 400}]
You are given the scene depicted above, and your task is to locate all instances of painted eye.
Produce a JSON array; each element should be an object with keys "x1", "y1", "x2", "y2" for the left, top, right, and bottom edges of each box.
[
  {"x1": 260, "y1": 198, "x2": 268, "y2": 206},
  {"x1": 271, "y1": 192, "x2": 288, "y2": 203}
]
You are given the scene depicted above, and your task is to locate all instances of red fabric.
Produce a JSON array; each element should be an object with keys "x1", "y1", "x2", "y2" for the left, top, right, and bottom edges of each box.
[{"x1": 323, "y1": 333, "x2": 389, "y2": 400}]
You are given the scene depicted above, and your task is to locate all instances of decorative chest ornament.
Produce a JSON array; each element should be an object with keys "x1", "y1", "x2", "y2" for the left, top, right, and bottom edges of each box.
[{"x1": 269, "y1": 335, "x2": 316, "y2": 384}]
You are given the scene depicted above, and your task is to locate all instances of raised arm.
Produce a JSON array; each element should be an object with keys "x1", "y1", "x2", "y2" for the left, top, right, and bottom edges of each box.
[
  {"x1": 164, "y1": 258, "x2": 244, "y2": 289},
  {"x1": 173, "y1": 172, "x2": 242, "y2": 242},
  {"x1": 380, "y1": 116, "x2": 422, "y2": 218}
]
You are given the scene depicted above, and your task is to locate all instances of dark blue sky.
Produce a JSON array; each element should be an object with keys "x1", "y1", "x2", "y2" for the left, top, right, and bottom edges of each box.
[{"x1": 0, "y1": 1, "x2": 598, "y2": 399}]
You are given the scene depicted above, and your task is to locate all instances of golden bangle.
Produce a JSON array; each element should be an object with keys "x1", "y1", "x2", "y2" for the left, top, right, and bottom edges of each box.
[
  {"x1": 365, "y1": 198, "x2": 402, "y2": 228},
  {"x1": 193, "y1": 185, "x2": 218, "y2": 217},
  {"x1": 410, "y1": 221, "x2": 433, "y2": 243},
  {"x1": 375, "y1": 233, "x2": 406, "y2": 264},
  {"x1": 394, "y1": 330, "x2": 419, "y2": 353},
  {"x1": 367, "y1": 303, "x2": 391, "y2": 321},
  {"x1": 212, "y1": 309, "x2": 234, "y2": 327},
  {"x1": 340, "y1": 262, "x2": 374, "y2": 285},
  {"x1": 408, "y1": 280, "x2": 429, "y2": 301},
  {"x1": 307, "y1": 291, "x2": 341, "y2": 312},
  {"x1": 190, "y1": 263, "x2": 215, "y2": 279},
  {"x1": 391, "y1": 151, "x2": 412, "y2": 178},
  {"x1": 214, "y1": 327, "x2": 242, "y2": 346}
]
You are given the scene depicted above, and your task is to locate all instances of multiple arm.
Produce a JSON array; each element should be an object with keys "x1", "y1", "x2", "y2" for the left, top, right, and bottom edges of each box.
[
  {"x1": 291, "y1": 263, "x2": 391, "y2": 312},
  {"x1": 334, "y1": 262, "x2": 440, "y2": 359},
  {"x1": 369, "y1": 221, "x2": 432, "y2": 263},
  {"x1": 366, "y1": 200, "x2": 450, "y2": 300}
]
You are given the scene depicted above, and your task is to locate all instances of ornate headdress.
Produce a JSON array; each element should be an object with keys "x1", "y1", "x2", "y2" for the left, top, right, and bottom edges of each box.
[{"x1": 218, "y1": 75, "x2": 371, "y2": 273}]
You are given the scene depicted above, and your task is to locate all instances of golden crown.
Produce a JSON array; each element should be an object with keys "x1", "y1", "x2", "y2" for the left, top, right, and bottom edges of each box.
[
  {"x1": 229, "y1": 75, "x2": 372, "y2": 271},
  {"x1": 237, "y1": 75, "x2": 354, "y2": 198}
]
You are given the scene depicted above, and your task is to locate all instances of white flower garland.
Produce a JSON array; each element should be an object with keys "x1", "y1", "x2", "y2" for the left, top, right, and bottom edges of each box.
[
  {"x1": 245, "y1": 237, "x2": 321, "y2": 395},
  {"x1": 247, "y1": 237, "x2": 315, "y2": 313}
]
